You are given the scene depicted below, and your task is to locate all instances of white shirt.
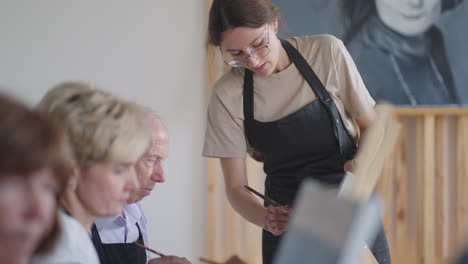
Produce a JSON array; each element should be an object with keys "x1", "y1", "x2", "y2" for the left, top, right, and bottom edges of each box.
[
  {"x1": 94, "y1": 203, "x2": 150, "y2": 260},
  {"x1": 30, "y1": 210, "x2": 100, "y2": 264}
]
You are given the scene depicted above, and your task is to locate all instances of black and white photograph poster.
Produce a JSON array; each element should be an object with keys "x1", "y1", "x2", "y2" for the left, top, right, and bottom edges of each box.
[{"x1": 274, "y1": 0, "x2": 467, "y2": 106}]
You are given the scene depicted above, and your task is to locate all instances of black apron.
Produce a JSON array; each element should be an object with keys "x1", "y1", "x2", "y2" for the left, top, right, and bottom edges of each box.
[
  {"x1": 243, "y1": 39, "x2": 390, "y2": 264},
  {"x1": 91, "y1": 222, "x2": 147, "y2": 264}
]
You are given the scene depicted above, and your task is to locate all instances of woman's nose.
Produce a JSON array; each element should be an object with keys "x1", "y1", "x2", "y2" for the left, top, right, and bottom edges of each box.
[{"x1": 245, "y1": 56, "x2": 261, "y2": 68}]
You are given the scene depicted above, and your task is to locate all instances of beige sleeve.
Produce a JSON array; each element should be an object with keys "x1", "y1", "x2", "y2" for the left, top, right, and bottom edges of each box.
[
  {"x1": 202, "y1": 90, "x2": 247, "y2": 158},
  {"x1": 333, "y1": 39, "x2": 375, "y2": 118}
]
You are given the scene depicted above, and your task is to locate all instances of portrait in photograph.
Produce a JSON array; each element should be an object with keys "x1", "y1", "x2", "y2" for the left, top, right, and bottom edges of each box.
[{"x1": 274, "y1": 0, "x2": 468, "y2": 106}]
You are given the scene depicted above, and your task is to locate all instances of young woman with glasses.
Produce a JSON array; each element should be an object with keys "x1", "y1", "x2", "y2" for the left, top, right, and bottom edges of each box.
[{"x1": 203, "y1": 0, "x2": 390, "y2": 263}]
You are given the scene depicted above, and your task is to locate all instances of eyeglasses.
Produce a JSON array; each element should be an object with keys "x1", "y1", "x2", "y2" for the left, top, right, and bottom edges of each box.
[{"x1": 223, "y1": 26, "x2": 271, "y2": 68}]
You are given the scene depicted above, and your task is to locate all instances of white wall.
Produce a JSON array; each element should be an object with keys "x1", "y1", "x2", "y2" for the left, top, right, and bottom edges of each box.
[{"x1": 0, "y1": 0, "x2": 207, "y2": 261}]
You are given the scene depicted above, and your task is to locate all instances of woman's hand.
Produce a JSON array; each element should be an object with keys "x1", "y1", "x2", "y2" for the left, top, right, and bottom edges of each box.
[
  {"x1": 263, "y1": 205, "x2": 292, "y2": 236},
  {"x1": 148, "y1": 256, "x2": 192, "y2": 264},
  {"x1": 222, "y1": 255, "x2": 247, "y2": 264},
  {"x1": 344, "y1": 159, "x2": 355, "y2": 172}
]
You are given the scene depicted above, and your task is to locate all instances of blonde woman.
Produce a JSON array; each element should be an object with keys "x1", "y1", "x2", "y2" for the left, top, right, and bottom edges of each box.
[{"x1": 30, "y1": 82, "x2": 151, "y2": 264}]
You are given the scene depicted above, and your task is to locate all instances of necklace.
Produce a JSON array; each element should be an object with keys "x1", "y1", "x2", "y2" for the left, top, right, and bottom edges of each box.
[{"x1": 389, "y1": 54, "x2": 448, "y2": 106}]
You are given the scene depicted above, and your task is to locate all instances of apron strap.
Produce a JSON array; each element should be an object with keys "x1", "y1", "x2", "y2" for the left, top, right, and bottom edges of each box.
[
  {"x1": 90, "y1": 223, "x2": 105, "y2": 264},
  {"x1": 135, "y1": 223, "x2": 144, "y2": 244},
  {"x1": 91, "y1": 223, "x2": 103, "y2": 244},
  {"x1": 243, "y1": 69, "x2": 254, "y2": 121},
  {"x1": 279, "y1": 38, "x2": 356, "y2": 159}
]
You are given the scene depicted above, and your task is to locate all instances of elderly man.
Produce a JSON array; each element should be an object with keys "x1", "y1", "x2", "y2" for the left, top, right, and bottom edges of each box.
[{"x1": 91, "y1": 109, "x2": 191, "y2": 264}]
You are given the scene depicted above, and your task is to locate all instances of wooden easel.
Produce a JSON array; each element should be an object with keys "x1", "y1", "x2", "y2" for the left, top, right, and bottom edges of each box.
[{"x1": 345, "y1": 104, "x2": 402, "y2": 264}]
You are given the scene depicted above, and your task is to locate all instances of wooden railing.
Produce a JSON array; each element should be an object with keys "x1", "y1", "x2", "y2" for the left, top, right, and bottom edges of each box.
[
  {"x1": 376, "y1": 108, "x2": 468, "y2": 264},
  {"x1": 205, "y1": 157, "x2": 265, "y2": 263}
]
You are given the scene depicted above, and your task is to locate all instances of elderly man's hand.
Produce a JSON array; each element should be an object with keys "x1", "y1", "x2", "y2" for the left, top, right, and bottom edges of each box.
[{"x1": 148, "y1": 256, "x2": 192, "y2": 264}]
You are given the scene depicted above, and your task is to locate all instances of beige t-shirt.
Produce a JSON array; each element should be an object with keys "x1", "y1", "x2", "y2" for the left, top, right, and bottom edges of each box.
[{"x1": 203, "y1": 35, "x2": 375, "y2": 158}]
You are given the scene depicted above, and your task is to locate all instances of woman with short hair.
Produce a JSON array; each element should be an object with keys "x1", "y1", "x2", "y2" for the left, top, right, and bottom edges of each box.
[
  {"x1": 0, "y1": 94, "x2": 72, "y2": 264},
  {"x1": 31, "y1": 81, "x2": 151, "y2": 264}
]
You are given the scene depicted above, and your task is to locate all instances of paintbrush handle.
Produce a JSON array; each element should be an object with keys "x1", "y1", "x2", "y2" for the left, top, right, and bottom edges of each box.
[
  {"x1": 244, "y1": 185, "x2": 282, "y2": 207},
  {"x1": 133, "y1": 242, "x2": 166, "y2": 257}
]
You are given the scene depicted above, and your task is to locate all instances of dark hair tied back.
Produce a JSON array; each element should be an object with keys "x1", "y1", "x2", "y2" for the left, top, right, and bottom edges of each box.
[{"x1": 208, "y1": 0, "x2": 281, "y2": 46}]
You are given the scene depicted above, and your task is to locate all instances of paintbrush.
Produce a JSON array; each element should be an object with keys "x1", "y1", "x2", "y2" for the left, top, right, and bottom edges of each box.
[
  {"x1": 243, "y1": 184, "x2": 283, "y2": 207},
  {"x1": 133, "y1": 241, "x2": 166, "y2": 257}
]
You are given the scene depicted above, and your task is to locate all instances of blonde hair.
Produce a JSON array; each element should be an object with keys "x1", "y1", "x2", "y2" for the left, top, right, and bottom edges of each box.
[{"x1": 38, "y1": 81, "x2": 151, "y2": 167}]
